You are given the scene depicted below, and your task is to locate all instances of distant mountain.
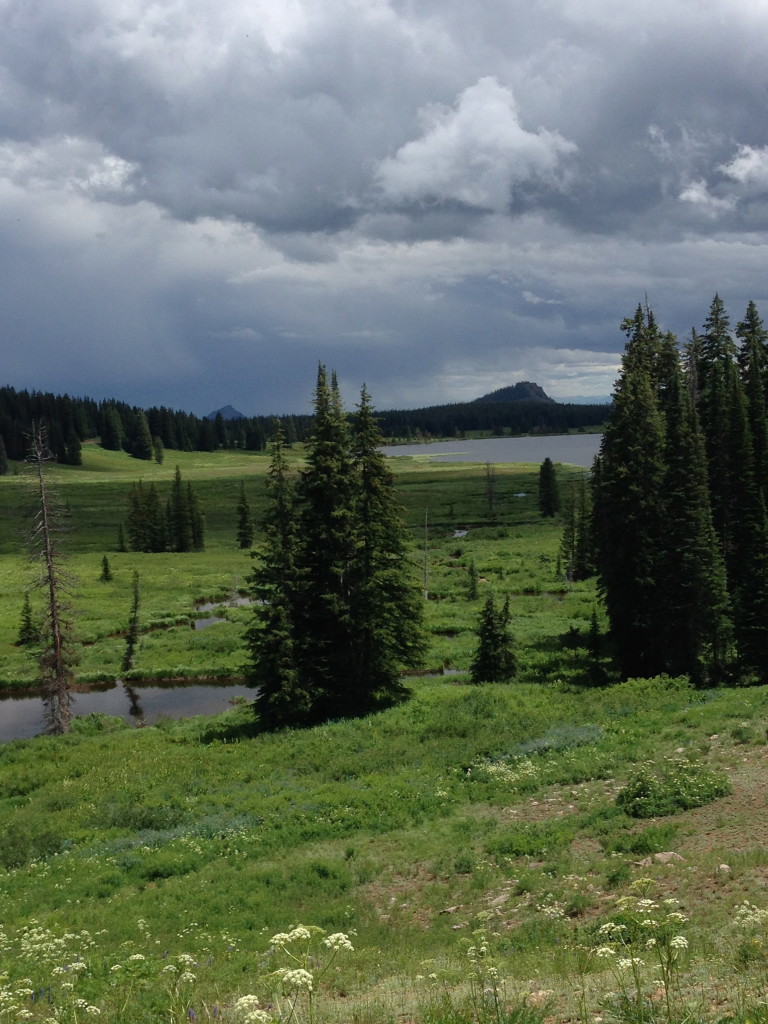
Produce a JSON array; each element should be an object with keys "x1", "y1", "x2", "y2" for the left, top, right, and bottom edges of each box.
[
  {"x1": 206, "y1": 404, "x2": 245, "y2": 420},
  {"x1": 473, "y1": 381, "x2": 555, "y2": 403}
]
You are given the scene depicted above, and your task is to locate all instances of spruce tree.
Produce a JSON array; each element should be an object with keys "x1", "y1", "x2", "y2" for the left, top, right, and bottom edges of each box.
[
  {"x1": 469, "y1": 593, "x2": 516, "y2": 684},
  {"x1": 467, "y1": 557, "x2": 479, "y2": 600},
  {"x1": 247, "y1": 372, "x2": 425, "y2": 727},
  {"x1": 248, "y1": 426, "x2": 310, "y2": 728},
  {"x1": 346, "y1": 384, "x2": 425, "y2": 713},
  {"x1": 188, "y1": 482, "x2": 205, "y2": 551},
  {"x1": 722, "y1": 362, "x2": 768, "y2": 678},
  {"x1": 595, "y1": 306, "x2": 669, "y2": 678},
  {"x1": 168, "y1": 466, "x2": 193, "y2": 551},
  {"x1": 655, "y1": 364, "x2": 730, "y2": 684},
  {"x1": 736, "y1": 301, "x2": 768, "y2": 500},
  {"x1": 131, "y1": 411, "x2": 154, "y2": 461},
  {"x1": 17, "y1": 592, "x2": 40, "y2": 646},
  {"x1": 236, "y1": 482, "x2": 254, "y2": 549},
  {"x1": 0, "y1": 434, "x2": 7, "y2": 476},
  {"x1": 153, "y1": 436, "x2": 165, "y2": 465},
  {"x1": 696, "y1": 295, "x2": 737, "y2": 543},
  {"x1": 538, "y1": 457, "x2": 560, "y2": 516},
  {"x1": 100, "y1": 405, "x2": 124, "y2": 450},
  {"x1": 100, "y1": 555, "x2": 113, "y2": 582},
  {"x1": 292, "y1": 366, "x2": 358, "y2": 720}
]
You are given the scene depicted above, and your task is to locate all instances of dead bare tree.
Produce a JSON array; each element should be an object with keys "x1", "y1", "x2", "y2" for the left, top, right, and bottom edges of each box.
[{"x1": 27, "y1": 425, "x2": 77, "y2": 734}]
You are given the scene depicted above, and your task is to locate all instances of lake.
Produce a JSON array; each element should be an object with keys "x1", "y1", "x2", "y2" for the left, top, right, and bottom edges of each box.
[
  {"x1": 382, "y1": 433, "x2": 603, "y2": 467},
  {"x1": 0, "y1": 680, "x2": 253, "y2": 743}
]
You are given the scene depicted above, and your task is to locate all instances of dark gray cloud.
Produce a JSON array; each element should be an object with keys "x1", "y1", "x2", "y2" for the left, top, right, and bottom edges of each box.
[{"x1": 2, "y1": 0, "x2": 768, "y2": 414}]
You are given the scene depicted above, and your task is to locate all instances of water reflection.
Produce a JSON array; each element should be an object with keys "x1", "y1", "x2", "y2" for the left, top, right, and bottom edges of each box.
[{"x1": 0, "y1": 680, "x2": 253, "y2": 743}]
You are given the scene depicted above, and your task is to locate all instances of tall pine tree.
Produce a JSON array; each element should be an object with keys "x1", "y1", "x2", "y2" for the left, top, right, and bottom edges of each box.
[
  {"x1": 247, "y1": 370, "x2": 425, "y2": 726},
  {"x1": 248, "y1": 426, "x2": 310, "y2": 728},
  {"x1": 596, "y1": 306, "x2": 668, "y2": 678}
]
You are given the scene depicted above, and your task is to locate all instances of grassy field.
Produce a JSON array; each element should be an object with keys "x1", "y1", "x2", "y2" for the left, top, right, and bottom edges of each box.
[
  {"x1": 2, "y1": 445, "x2": 765, "y2": 1024},
  {"x1": 0, "y1": 445, "x2": 592, "y2": 687}
]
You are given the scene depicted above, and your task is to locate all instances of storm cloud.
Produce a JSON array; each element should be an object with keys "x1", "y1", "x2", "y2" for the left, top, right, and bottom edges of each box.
[{"x1": 2, "y1": 0, "x2": 768, "y2": 414}]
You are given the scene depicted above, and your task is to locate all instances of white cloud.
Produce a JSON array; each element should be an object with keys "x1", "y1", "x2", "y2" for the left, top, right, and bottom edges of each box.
[
  {"x1": 720, "y1": 145, "x2": 768, "y2": 192},
  {"x1": 375, "y1": 76, "x2": 576, "y2": 212},
  {"x1": 0, "y1": 136, "x2": 138, "y2": 197},
  {"x1": 679, "y1": 178, "x2": 736, "y2": 216}
]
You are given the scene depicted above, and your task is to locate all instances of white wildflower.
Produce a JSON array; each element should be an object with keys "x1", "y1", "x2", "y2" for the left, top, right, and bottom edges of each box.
[
  {"x1": 616, "y1": 957, "x2": 645, "y2": 970},
  {"x1": 322, "y1": 932, "x2": 354, "y2": 952},
  {"x1": 670, "y1": 935, "x2": 688, "y2": 950},
  {"x1": 235, "y1": 996, "x2": 262, "y2": 1011},
  {"x1": 594, "y1": 947, "x2": 615, "y2": 959},
  {"x1": 276, "y1": 968, "x2": 314, "y2": 991}
]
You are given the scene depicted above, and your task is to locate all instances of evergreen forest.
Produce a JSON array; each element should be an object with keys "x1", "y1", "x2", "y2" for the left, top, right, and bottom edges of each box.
[{"x1": 592, "y1": 295, "x2": 768, "y2": 685}]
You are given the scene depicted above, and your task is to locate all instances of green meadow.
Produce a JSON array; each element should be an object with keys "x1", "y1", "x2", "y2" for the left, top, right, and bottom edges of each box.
[
  {"x1": 0, "y1": 445, "x2": 592, "y2": 687},
  {"x1": 0, "y1": 445, "x2": 766, "y2": 1024}
]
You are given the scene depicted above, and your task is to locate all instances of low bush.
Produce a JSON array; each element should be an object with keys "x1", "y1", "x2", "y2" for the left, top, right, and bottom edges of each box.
[{"x1": 615, "y1": 757, "x2": 732, "y2": 818}]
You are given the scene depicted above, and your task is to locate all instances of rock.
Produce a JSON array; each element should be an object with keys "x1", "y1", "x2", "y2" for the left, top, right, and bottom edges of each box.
[
  {"x1": 654, "y1": 851, "x2": 684, "y2": 864},
  {"x1": 635, "y1": 851, "x2": 684, "y2": 867}
]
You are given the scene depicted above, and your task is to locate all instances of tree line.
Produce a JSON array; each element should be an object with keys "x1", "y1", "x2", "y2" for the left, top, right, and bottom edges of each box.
[
  {"x1": 375, "y1": 398, "x2": 610, "y2": 440},
  {"x1": 592, "y1": 296, "x2": 768, "y2": 686},
  {"x1": 0, "y1": 385, "x2": 611, "y2": 471},
  {"x1": 0, "y1": 386, "x2": 315, "y2": 465}
]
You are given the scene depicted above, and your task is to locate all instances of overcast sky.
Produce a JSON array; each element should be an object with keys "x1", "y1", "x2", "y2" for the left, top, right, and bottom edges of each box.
[{"x1": 3, "y1": 0, "x2": 768, "y2": 416}]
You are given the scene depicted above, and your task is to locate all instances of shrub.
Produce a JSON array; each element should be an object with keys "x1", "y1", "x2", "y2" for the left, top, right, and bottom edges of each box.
[{"x1": 616, "y1": 758, "x2": 731, "y2": 818}]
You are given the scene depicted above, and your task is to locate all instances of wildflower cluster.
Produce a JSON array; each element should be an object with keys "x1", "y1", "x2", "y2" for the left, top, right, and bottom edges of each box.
[
  {"x1": 590, "y1": 882, "x2": 690, "y2": 1022},
  {"x1": 231, "y1": 924, "x2": 355, "y2": 1024},
  {"x1": 466, "y1": 756, "x2": 540, "y2": 789},
  {"x1": 463, "y1": 928, "x2": 508, "y2": 1024},
  {"x1": 731, "y1": 900, "x2": 768, "y2": 969},
  {"x1": 616, "y1": 757, "x2": 731, "y2": 818}
]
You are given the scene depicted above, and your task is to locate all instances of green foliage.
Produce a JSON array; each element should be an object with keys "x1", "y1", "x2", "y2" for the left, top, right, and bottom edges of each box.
[
  {"x1": 538, "y1": 457, "x2": 560, "y2": 517},
  {"x1": 469, "y1": 593, "x2": 516, "y2": 684},
  {"x1": 236, "y1": 480, "x2": 254, "y2": 548},
  {"x1": 616, "y1": 757, "x2": 732, "y2": 817},
  {"x1": 130, "y1": 409, "x2": 154, "y2": 460},
  {"x1": 249, "y1": 373, "x2": 425, "y2": 727},
  {"x1": 486, "y1": 819, "x2": 577, "y2": 859},
  {"x1": 99, "y1": 554, "x2": 113, "y2": 582},
  {"x1": 16, "y1": 591, "x2": 39, "y2": 646}
]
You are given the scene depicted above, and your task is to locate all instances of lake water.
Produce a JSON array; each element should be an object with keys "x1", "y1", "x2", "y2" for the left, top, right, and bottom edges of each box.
[
  {"x1": 0, "y1": 680, "x2": 253, "y2": 743},
  {"x1": 382, "y1": 433, "x2": 603, "y2": 467}
]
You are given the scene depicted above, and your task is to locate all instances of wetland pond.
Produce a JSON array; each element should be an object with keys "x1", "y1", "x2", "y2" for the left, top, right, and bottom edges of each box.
[{"x1": 0, "y1": 680, "x2": 253, "y2": 743}]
